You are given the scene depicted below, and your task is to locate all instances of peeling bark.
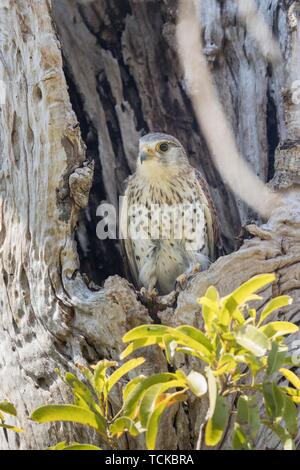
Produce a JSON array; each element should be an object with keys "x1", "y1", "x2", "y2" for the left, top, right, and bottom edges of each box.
[{"x1": 0, "y1": 0, "x2": 299, "y2": 450}]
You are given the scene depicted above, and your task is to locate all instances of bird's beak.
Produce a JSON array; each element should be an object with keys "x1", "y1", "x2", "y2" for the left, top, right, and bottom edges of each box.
[
  {"x1": 140, "y1": 151, "x2": 149, "y2": 164},
  {"x1": 139, "y1": 146, "x2": 156, "y2": 164}
]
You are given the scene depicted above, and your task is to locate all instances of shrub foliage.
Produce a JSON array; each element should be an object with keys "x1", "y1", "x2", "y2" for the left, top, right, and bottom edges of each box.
[{"x1": 30, "y1": 274, "x2": 300, "y2": 450}]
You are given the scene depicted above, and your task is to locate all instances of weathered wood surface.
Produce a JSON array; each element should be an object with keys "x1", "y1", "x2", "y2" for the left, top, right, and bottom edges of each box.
[{"x1": 0, "y1": 0, "x2": 299, "y2": 449}]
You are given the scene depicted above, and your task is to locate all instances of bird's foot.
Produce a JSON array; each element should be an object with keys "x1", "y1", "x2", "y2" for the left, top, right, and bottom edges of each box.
[
  {"x1": 139, "y1": 287, "x2": 159, "y2": 304},
  {"x1": 175, "y1": 263, "x2": 202, "y2": 291}
]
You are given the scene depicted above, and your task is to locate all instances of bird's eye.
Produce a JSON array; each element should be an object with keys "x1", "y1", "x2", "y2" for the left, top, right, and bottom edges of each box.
[{"x1": 157, "y1": 142, "x2": 169, "y2": 153}]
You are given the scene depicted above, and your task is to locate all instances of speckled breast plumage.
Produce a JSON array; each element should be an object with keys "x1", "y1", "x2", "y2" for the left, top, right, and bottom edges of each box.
[{"x1": 123, "y1": 168, "x2": 210, "y2": 294}]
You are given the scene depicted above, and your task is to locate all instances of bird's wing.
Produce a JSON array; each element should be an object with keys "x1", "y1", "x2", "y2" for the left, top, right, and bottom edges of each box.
[
  {"x1": 195, "y1": 169, "x2": 221, "y2": 260},
  {"x1": 119, "y1": 182, "x2": 140, "y2": 289}
]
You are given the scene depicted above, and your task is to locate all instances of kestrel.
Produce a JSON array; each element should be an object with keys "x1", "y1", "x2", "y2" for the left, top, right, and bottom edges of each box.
[{"x1": 120, "y1": 133, "x2": 220, "y2": 295}]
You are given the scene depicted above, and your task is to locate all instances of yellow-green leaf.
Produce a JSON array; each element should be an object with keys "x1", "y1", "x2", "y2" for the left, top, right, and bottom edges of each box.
[
  {"x1": 122, "y1": 375, "x2": 146, "y2": 402},
  {"x1": 175, "y1": 347, "x2": 209, "y2": 363},
  {"x1": 106, "y1": 358, "x2": 145, "y2": 394},
  {"x1": 0, "y1": 400, "x2": 17, "y2": 416},
  {"x1": 123, "y1": 325, "x2": 171, "y2": 342},
  {"x1": 162, "y1": 336, "x2": 177, "y2": 364},
  {"x1": 259, "y1": 322, "x2": 298, "y2": 339},
  {"x1": 49, "y1": 441, "x2": 102, "y2": 450},
  {"x1": 279, "y1": 368, "x2": 300, "y2": 390},
  {"x1": 139, "y1": 380, "x2": 184, "y2": 427},
  {"x1": 123, "y1": 373, "x2": 180, "y2": 418},
  {"x1": 0, "y1": 423, "x2": 23, "y2": 433},
  {"x1": 93, "y1": 360, "x2": 118, "y2": 394},
  {"x1": 236, "y1": 324, "x2": 269, "y2": 357},
  {"x1": 258, "y1": 296, "x2": 292, "y2": 326},
  {"x1": 120, "y1": 337, "x2": 163, "y2": 360},
  {"x1": 200, "y1": 286, "x2": 219, "y2": 331},
  {"x1": 223, "y1": 274, "x2": 275, "y2": 315},
  {"x1": 146, "y1": 391, "x2": 187, "y2": 450},
  {"x1": 205, "y1": 396, "x2": 229, "y2": 447},
  {"x1": 176, "y1": 325, "x2": 213, "y2": 352},
  {"x1": 31, "y1": 405, "x2": 106, "y2": 436},
  {"x1": 64, "y1": 373, "x2": 97, "y2": 410},
  {"x1": 62, "y1": 443, "x2": 101, "y2": 450},
  {"x1": 267, "y1": 342, "x2": 287, "y2": 376},
  {"x1": 110, "y1": 417, "x2": 140, "y2": 437}
]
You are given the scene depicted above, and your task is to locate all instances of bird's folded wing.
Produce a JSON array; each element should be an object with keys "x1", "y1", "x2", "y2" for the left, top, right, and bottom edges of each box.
[
  {"x1": 120, "y1": 188, "x2": 140, "y2": 288},
  {"x1": 195, "y1": 169, "x2": 221, "y2": 260}
]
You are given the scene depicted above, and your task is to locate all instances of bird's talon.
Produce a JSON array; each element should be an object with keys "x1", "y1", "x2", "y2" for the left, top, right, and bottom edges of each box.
[
  {"x1": 192, "y1": 263, "x2": 202, "y2": 274},
  {"x1": 175, "y1": 274, "x2": 188, "y2": 291},
  {"x1": 139, "y1": 287, "x2": 158, "y2": 303}
]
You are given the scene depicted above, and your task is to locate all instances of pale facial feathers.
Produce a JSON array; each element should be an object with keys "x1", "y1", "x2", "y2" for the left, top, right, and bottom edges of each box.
[{"x1": 137, "y1": 132, "x2": 188, "y2": 180}]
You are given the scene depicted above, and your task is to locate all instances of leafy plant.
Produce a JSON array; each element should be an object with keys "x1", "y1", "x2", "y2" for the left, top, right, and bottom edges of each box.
[
  {"x1": 31, "y1": 358, "x2": 190, "y2": 450},
  {"x1": 0, "y1": 400, "x2": 23, "y2": 433},
  {"x1": 31, "y1": 273, "x2": 300, "y2": 450},
  {"x1": 121, "y1": 273, "x2": 300, "y2": 450}
]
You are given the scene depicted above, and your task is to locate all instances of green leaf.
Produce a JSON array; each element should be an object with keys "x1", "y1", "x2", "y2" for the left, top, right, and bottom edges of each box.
[
  {"x1": 283, "y1": 394, "x2": 298, "y2": 437},
  {"x1": 175, "y1": 347, "x2": 210, "y2": 363},
  {"x1": 110, "y1": 417, "x2": 140, "y2": 437},
  {"x1": 93, "y1": 360, "x2": 117, "y2": 393},
  {"x1": 162, "y1": 335, "x2": 177, "y2": 364},
  {"x1": 0, "y1": 400, "x2": 17, "y2": 416},
  {"x1": 122, "y1": 375, "x2": 146, "y2": 402},
  {"x1": 263, "y1": 422, "x2": 295, "y2": 450},
  {"x1": 258, "y1": 296, "x2": 292, "y2": 326},
  {"x1": 186, "y1": 371, "x2": 207, "y2": 397},
  {"x1": 223, "y1": 274, "x2": 276, "y2": 315},
  {"x1": 64, "y1": 373, "x2": 97, "y2": 410},
  {"x1": 171, "y1": 328, "x2": 212, "y2": 359},
  {"x1": 48, "y1": 441, "x2": 68, "y2": 450},
  {"x1": 106, "y1": 357, "x2": 145, "y2": 394},
  {"x1": 120, "y1": 337, "x2": 163, "y2": 360},
  {"x1": 216, "y1": 354, "x2": 237, "y2": 374},
  {"x1": 123, "y1": 324, "x2": 212, "y2": 360},
  {"x1": 236, "y1": 395, "x2": 260, "y2": 441},
  {"x1": 267, "y1": 342, "x2": 287, "y2": 376},
  {"x1": 259, "y1": 322, "x2": 298, "y2": 339},
  {"x1": 281, "y1": 386, "x2": 300, "y2": 399},
  {"x1": 205, "y1": 396, "x2": 229, "y2": 447},
  {"x1": 279, "y1": 368, "x2": 300, "y2": 390},
  {"x1": 0, "y1": 423, "x2": 23, "y2": 433},
  {"x1": 49, "y1": 442, "x2": 102, "y2": 450},
  {"x1": 273, "y1": 384, "x2": 285, "y2": 420},
  {"x1": 176, "y1": 325, "x2": 213, "y2": 352},
  {"x1": 146, "y1": 391, "x2": 187, "y2": 450},
  {"x1": 31, "y1": 404, "x2": 106, "y2": 436},
  {"x1": 232, "y1": 423, "x2": 252, "y2": 450},
  {"x1": 123, "y1": 325, "x2": 171, "y2": 342},
  {"x1": 123, "y1": 373, "x2": 182, "y2": 418},
  {"x1": 236, "y1": 324, "x2": 269, "y2": 357},
  {"x1": 263, "y1": 383, "x2": 277, "y2": 419},
  {"x1": 139, "y1": 380, "x2": 184, "y2": 427},
  {"x1": 232, "y1": 307, "x2": 246, "y2": 325},
  {"x1": 248, "y1": 308, "x2": 256, "y2": 322},
  {"x1": 200, "y1": 286, "x2": 219, "y2": 331},
  {"x1": 63, "y1": 444, "x2": 101, "y2": 450}
]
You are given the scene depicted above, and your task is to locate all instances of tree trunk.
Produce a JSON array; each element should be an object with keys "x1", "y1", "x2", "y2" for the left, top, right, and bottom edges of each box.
[{"x1": 0, "y1": 0, "x2": 299, "y2": 450}]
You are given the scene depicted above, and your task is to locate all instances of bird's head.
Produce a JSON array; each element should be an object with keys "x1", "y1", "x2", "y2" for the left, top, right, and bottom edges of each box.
[{"x1": 137, "y1": 133, "x2": 188, "y2": 178}]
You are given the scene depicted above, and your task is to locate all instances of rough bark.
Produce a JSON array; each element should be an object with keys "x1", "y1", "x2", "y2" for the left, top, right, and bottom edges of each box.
[{"x1": 0, "y1": 0, "x2": 299, "y2": 450}]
